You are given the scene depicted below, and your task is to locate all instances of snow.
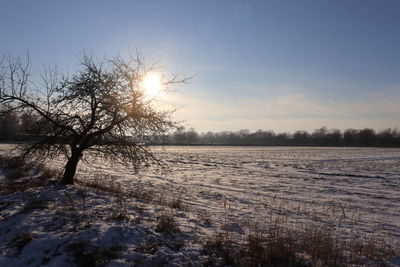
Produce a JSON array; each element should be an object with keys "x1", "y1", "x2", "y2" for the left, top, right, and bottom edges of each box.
[
  {"x1": 73, "y1": 146, "x2": 400, "y2": 239},
  {"x1": 0, "y1": 185, "x2": 207, "y2": 266},
  {"x1": 387, "y1": 257, "x2": 400, "y2": 267},
  {"x1": 0, "y1": 145, "x2": 399, "y2": 265}
]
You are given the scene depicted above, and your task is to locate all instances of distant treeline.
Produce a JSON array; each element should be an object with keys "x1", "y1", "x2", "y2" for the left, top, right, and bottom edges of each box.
[
  {"x1": 1, "y1": 111, "x2": 400, "y2": 147},
  {"x1": 0, "y1": 111, "x2": 39, "y2": 141},
  {"x1": 167, "y1": 127, "x2": 400, "y2": 147}
]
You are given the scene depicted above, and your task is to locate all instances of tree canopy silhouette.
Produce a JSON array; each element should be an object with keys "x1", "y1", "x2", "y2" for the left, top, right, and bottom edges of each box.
[{"x1": 0, "y1": 53, "x2": 185, "y2": 184}]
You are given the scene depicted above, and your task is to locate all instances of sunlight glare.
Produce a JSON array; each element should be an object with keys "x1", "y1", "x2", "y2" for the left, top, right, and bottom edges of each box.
[{"x1": 142, "y1": 74, "x2": 162, "y2": 97}]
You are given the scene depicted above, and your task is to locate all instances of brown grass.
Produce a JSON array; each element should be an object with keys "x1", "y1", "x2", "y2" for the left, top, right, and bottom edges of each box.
[
  {"x1": 5, "y1": 168, "x2": 28, "y2": 180},
  {"x1": 10, "y1": 232, "x2": 34, "y2": 254},
  {"x1": 155, "y1": 211, "x2": 180, "y2": 233},
  {"x1": 203, "y1": 198, "x2": 400, "y2": 266},
  {"x1": 0, "y1": 155, "x2": 58, "y2": 193},
  {"x1": 203, "y1": 232, "x2": 237, "y2": 266},
  {"x1": 36, "y1": 163, "x2": 58, "y2": 181},
  {"x1": 2, "y1": 155, "x2": 396, "y2": 265},
  {"x1": 76, "y1": 177, "x2": 187, "y2": 211},
  {"x1": 171, "y1": 193, "x2": 185, "y2": 210},
  {"x1": 74, "y1": 173, "x2": 399, "y2": 265}
]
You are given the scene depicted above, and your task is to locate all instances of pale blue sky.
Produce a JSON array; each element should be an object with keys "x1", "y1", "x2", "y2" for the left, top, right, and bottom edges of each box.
[{"x1": 1, "y1": 0, "x2": 400, "y2": 132}]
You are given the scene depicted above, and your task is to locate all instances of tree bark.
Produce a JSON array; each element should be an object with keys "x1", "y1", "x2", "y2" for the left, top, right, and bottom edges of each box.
[{"x1": 62, "y1": 151, "x2": 81, "y2": 185}]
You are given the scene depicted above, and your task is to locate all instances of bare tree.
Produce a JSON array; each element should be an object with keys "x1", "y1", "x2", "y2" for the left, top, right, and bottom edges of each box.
[{"x1": 0, "y1": 53, "x2": 186, "y2": 184}]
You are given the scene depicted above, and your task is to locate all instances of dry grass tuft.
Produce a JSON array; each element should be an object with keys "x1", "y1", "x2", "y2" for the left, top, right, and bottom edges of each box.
[
  {"x1": 170, "y1": 194, "x2": 185, "y2": 210},
  {"x1": 0, "y1": 155, "x2": 58, "y2": 193},
  {"x1": 203, "y1": 232, "x2": 237, "y2": 266},
  {"x1": 76, "y1": 178, "x2": 125, "y2": 196},
  {"x1": 0, "y1": 156, "x2": 26, "y2": 170},
  {"x1": 203, "y1": 198, "x2": 400, "y2": 266},
  {"x1": 77, "y1": 177, "x2": 188, "y2": 211},
  {"x1": 155, "y1": 211, "x2": 181, "y2": 233},
  {"x1": 10, "y1": 232, "x2": 34, "y2": 254},
  {"x1": 36, "y1": 163, "x2": 58, "y2": 181},
  {"x1": 5, "y1": 168, "x2": 28, "y2": 180}
]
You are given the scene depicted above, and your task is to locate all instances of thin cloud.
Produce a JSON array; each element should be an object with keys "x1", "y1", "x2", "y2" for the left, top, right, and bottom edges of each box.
[{"x1": 164, "y1": 85, "x2": 400, "y2": 132}]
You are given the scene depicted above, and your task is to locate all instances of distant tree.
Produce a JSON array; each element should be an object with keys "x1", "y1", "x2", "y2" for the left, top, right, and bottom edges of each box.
[
  {"x1": 275, "y1": 132, "x2": 289, "y2": 145},
  {"x1": 343, "y1": 129, "x2": 357, "y2": 146},
  {"x1": 19, "y1": 112, "x2": 38, "y2": 134},
  {"x1": 0, "y1": 53, "x2": 186, "y2": 184},
  {"x1": 326, "y1": 129, "x2": 342, "y2": 146},
  {"x1": 171, "y1": 128, "x2": 400, "y2": 147},
  {"x1": 358, "y1": 128, "x2": 376, "y2": 146},
  {"x1": 260, "y1": 130, "x2": 276, "y2": 145},
  {"x1": 0, "y1": 110, "x2": 18, "y2": 140},
  {"x1": 293, "y1": 130, "x2": 310, "y2": 145},
  {"x1": 312, "y1": 126, "x2": 328, "y2": 145},
  {"x1": 377, "y1": 128, "x2": 399, "y2": 146},
  {"x1": 186, "y1": 127, "x2": 199, "y2": 144},
  {"x1": 173, "y1": 126, "x2": 187, "y2": 144},
  {"x1": 201, "y1": 131, "x2": 215, "y2": 144}
]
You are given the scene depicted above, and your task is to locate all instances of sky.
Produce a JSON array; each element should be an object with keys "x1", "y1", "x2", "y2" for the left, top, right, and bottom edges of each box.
[{"x1": 1, "y1": 0, "x2": 400, "y2": 133}]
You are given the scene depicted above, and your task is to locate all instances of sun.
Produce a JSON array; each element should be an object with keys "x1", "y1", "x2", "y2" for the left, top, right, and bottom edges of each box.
[{"x1": 142, "y1": 74, "x2": 162, "y2": 97}]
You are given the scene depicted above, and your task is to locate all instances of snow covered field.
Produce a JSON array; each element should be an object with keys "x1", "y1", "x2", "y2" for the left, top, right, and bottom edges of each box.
[
  {"x1": 1, "y1": 145, "x2": 400, "y2": 265},
  {"x1": 74, "y1": 145, "x2": 400, "y2": 239}
]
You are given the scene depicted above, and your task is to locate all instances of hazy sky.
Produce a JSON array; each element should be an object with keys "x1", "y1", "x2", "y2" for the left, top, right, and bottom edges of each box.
[{"x1": 1, "y1": 0, "x2": 400, "y2": 132}]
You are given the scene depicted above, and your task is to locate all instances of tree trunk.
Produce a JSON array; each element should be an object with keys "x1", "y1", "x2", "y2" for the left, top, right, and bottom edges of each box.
[{"x1": 62, "y1": 151, "x2": 81, "y2": 185}]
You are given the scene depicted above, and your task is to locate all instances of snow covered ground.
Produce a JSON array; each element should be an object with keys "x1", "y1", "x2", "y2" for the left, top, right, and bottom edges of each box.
[
  {"x1": 1, "y1": 145, "x2": 400, "y2": 266},
  {"x1": 0, "y1": 185, "x2": 211, "y2": 266},
  {"x1": 77, "y1": 146, "x2": 400, "y2": 239}
]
